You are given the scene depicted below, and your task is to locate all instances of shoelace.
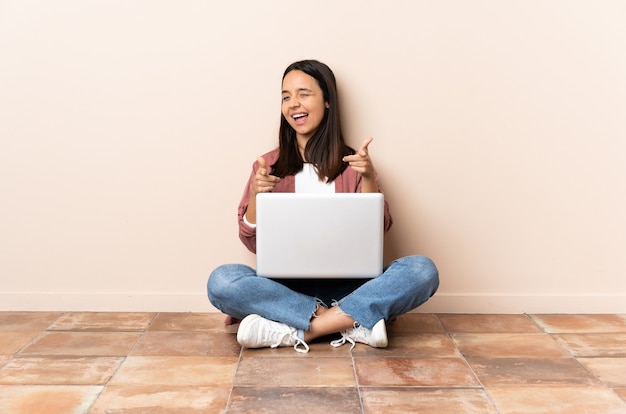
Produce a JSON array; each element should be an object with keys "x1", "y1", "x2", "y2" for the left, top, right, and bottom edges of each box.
[
  {"x1": 268, "y1": 330, "x2": 310, "y2": 354},
  {"x1": 330, "y1": 333, "x2": 356, "y2": 350},
  {"x1": 293, "y1": 336, "x2": 310, "y2": 353},
  {"x1": 330, "y1": 322, "x2": 369, "y2": 350}
]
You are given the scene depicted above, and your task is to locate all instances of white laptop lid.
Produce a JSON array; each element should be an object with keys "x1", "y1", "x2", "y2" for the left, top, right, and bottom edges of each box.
[{"x1": 256, "y1": 193, "x2": 384, "y2": 278}]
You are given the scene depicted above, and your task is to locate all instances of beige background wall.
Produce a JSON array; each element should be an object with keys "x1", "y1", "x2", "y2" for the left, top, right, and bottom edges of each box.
[{"x1": 1, "y1": 1, "x2": 625, "y2": 313}]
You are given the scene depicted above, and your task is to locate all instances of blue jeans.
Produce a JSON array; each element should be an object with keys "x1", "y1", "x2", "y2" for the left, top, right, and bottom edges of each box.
[{"x1": 207, "y1": 255, "x2": 439, "y2": 330}]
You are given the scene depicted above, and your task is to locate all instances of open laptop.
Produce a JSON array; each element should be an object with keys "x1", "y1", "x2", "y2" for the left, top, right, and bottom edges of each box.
[{"x1": 255, "y1": 193, "x2": 384, "y2": 278}]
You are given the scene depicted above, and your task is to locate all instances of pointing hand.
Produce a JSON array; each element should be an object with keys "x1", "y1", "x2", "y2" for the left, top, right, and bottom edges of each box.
[
  {"x1": 251, "y1": 156, "x2": 281, "y2": 195},
  {"x1": 343, "y1": 137, "x2": 375, "y2": 178}
]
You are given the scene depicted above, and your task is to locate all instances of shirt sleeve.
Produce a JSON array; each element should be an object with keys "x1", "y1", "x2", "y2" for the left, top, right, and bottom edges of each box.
[
  {"x1": 237, "y1": 162, "x2": 258, "y2": 253},
  {"x1": 242, "y1": 212, "x2": 256, "y2": 228}
]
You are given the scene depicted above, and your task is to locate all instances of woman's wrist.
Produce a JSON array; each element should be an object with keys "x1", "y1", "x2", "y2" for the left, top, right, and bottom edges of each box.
[{"x1": 360, "y1": 175, "x2": 378, "y2": 193}]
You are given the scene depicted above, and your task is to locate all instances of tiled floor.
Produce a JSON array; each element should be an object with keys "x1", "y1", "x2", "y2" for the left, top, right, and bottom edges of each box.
[{"x1": 1, "y1": 313, "x2": 626, "y2": 413}]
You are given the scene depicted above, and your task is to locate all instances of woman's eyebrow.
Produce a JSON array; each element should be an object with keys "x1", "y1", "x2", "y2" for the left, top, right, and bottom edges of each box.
[{"x1": 282, "y1": 87, "x2": 313, "y2": 94}]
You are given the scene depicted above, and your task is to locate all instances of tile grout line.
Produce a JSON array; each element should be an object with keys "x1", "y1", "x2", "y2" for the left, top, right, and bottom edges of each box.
[
  {"x1": 543, "y1": 329, "x2": 626, "y2": 402},
  {"x1": 528, "y1": 313, "x2": 624, "y2": 395},
  {"x1": 224, "y1": 337, "x2": 244, "y2": 413},
  {"x1": 0, "y1": 313, "x2": 68, "y2": 386},
  {"x1": 85, "y1": 311, "x2": 160, "y2": 413},
  {"x1": 435, "y1": 313, "x2": 503, "y2": 414},
  {"x1": 12, "y1": 311, "x2": 68, "y2": 358},
  {"x1": 350, "y1": 346, "x2": 366, "y2": 414}
]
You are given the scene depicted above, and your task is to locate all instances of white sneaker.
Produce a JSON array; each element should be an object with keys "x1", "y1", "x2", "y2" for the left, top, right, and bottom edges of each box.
[
  {"x1": 237, "y1": 314, "x2": 310, "y2": 353},
  {"x1": 330, "y1": 319, "x2": 388, "y2": 350}
]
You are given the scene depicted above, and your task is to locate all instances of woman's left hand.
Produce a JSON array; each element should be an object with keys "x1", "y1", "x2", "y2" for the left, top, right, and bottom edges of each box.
[{"x1": 343, "y1": 137, "x2": 375, "y2": 179}]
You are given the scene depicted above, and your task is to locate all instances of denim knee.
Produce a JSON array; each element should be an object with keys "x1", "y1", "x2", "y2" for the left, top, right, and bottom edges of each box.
[
  {"x1": 402, "y1": 255, "x2": 439, "y2": 296},
  {"x1": 207, "y1": 263, "x2": 242, "y2": 305}
]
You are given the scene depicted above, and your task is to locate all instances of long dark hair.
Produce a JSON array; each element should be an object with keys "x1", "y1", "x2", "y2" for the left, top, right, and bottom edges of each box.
[{"x1": 271, "y1": 60, "x2": 354, "y2": 182}]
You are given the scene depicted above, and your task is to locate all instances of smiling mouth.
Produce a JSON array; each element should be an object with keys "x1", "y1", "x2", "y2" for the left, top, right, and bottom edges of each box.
[{"x1": 292, "y1": 113, "x2": 308, "y2": 124}]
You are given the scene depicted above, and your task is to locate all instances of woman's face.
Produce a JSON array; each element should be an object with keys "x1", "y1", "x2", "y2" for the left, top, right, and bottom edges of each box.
[{"x1": 281, "y1": 70, "x2": 328, "y2": 144}]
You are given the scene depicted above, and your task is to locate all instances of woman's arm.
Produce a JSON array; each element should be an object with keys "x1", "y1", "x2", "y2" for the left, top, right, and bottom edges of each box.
[{"x1": 237, "y1": 150, "x2": 283, "y2": 253}]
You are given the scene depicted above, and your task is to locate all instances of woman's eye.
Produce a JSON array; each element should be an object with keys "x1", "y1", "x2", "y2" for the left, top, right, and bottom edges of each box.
[{"x1": 282, "y1": 96, "x2": 289, "y2": 102}]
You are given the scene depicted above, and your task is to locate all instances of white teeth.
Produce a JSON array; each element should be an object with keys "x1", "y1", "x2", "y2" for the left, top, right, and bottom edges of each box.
[{"x1": 293, "y1": 113, "x2": 307, "y2": 120}]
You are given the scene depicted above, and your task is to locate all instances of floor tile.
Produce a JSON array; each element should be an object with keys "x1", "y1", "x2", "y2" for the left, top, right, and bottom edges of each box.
[
  {"x1": 577, "y1": 358, "x2": 626, "y2": 387},
  {"x1": 90, "y1": 385, "x2": 230, "y2": 413},
  {"x1": 235, "y1": 356, "x2": 356, "y2": 387},
  {"x1": 2, "y1": 311, "x2": 625, "y2": 414},
  {"x1": 109, "y1": 356, "x2": 238, "y2": 387},
  {"x1": 531, "y1": 314, "x2": 626, "y2": 333},
  {"x1": 0, "y1": 385, "x2": 102, "y2": 414},
  {"x1": 553, "y1": 333, "x2": 626, "y2": 357},
  {"x1": 131, "y1": 331, "x2": 240, "y2": 357},
  {"x1": 387, "y1": 313, "x2": 446, "y2": 335},
  {"x1": 241, "y1": 341, "x2": 351, "y2": 357},
  {"x1": 48, "y1": 312, "x2": 155, "y2": 331},
  {"x1": 20, "y1": 332, "x2": 141, "y2": 356},
  {"x1": 437, "y1": 314, "x2": 542, "y2": 333},
  {"x1": 453, "y1": 333, "x2": 569, "y2": 358},
  {"x1": 0, "y1": 331, "x2": 41, "y2": 354},
  {"x1": 228, "y1": 387, "x2": 361, "y2": 413},
  {"x1": 486, "y1": 386, "x2": 626, "y2": 413},
  {"x1": 355, "y1": 357, "x2": 478, "y2": 387},
  {"x1": 468, "y1": 357, "x2": 601, "y2": 387},
  {"x1": 614, "y1": 388, "x2": 626, "y2": 402},
  {"x1": 352, "y1": 333, "x2": 459, "y2": 358},
  {"x1": 361, "y1": 388, "x2": 498, "y2": 414},
  {"x1": 0, "y1": 312, "x2": 62, "y2": 331},
  {"x1": 0, "y1": 356, "x2": 123, "y2": 385},
  {"x1": 148, "y1": 312, "x2": 227, "y2": 332}
]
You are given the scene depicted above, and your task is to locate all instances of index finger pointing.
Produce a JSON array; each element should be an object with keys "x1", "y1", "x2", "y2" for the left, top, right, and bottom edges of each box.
[
  {"x1": 257, "y1": 156, "x2": 269, "y2": 176},
  {"x1": 359, "y1": 137, "x2": 373, "y2": 152},
  {"x1": 358, "y1": 137, "x2": 374, "y2": 157},
  {"x1": 360, "y1": 137, "x2": 373, "y2": 150}
]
